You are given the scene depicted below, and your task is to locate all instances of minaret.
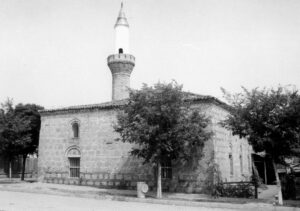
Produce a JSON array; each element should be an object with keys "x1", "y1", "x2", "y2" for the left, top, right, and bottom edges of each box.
[{"x1": 107, "y1": 2, "x2": 135, "y2": 101}]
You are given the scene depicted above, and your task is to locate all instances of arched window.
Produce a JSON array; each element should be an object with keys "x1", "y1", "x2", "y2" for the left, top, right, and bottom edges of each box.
[
  {"x1": 72, "y1": 122, "x2": 79, "y2": 138},
  {"x1": 240, "y1": 145, "x2": 243, "y2": 174},
  {"x1": 248, "y1": 154, "x2": 252, "y2": 173},
  {"x1": 229, "y1": 154, "x2": 233, "y2": 176},
  {"x1": 66, "y1": 147, "x2": 81, "y2": 178},
  {"x1": 118, "y1": 48, "x2": 123, "y2": 54},
  {"x1": 229, "y1": 143, "x2": 233, "y2": 176}
]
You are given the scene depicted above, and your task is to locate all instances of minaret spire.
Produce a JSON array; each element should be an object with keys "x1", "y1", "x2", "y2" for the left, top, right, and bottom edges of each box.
[{"x1": 115, "y1": 2, "x2": 129, "y2": 28}]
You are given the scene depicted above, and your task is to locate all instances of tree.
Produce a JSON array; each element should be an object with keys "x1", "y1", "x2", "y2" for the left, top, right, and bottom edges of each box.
[
  {"x1": 221, "y1": 86, "x2": 300, "y2": 205},
  {"x1": 0, "y1": 99, "x2": 43, "y2": 180},
  {"x1": 114, "y1": 81, "x2": 212, "y2": 198},
  {"x1": 0, "y1": 99, "x2": 25, "y2": 179},
  {"x1": 14, "y1": 103, "x2": 43, "y2": 180}
]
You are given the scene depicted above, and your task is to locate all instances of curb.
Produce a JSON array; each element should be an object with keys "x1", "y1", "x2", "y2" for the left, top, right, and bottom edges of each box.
[{"x1": 0, "y1": 187, "x2": 296, "y2": 211}]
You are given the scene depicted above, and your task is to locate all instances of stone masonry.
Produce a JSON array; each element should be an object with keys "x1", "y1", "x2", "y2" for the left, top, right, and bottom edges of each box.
[
  {"x1": 38, "y1": 97, "x2": 252, "y2": 193},
  {"x1": 107, "y1": 50, "x2": 135, "y2": 101}
]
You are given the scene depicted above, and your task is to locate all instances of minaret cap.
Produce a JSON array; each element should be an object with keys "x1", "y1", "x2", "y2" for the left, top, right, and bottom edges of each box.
[{"x1": 114, "y1": 2, "x2": 129, "y2": 28}]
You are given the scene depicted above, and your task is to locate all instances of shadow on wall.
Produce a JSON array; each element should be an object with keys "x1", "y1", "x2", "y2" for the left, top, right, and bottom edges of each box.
[{"x1": 0, "y1": 156, "x2": 37, "y2": 179}]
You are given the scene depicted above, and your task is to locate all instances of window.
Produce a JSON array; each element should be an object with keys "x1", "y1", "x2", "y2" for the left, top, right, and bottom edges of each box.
[
  {"x1": 161, "y1": 159, "x2": 172, "y2": 179},
  {"x1": 229, "y1": 154, "x2": 233, "y2": 176},
  {"x1": 69, "y1": 157, "x2": 80, "y2": 178},
  {"x1": 240, "y1": 155, "x2": 243, "y2": 174},
  {"x1": 118, "y1": 48, "x2": 123, "y2": 54},
  {"x1": 240, "y1": 145, "x2": 243, "y2": 174},
  {"x1": 248, "y1": 155, "x2": 252, "y2": 173},
  {"x1": 229, "y1": 143, "x2": 233, "y2": 176},
  {"x1": 66, "y1": 147, "x2": 81, "y2": 178},
  {"x1": 72, "y1": 122, "x2": 79, "y2": 138}
]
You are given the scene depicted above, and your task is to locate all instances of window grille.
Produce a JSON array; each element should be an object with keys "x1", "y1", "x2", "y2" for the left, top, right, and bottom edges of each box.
[
  {"x1": 161, "y1": 160, "x2": 172, "y2": 179},
  {"x1": 69, "y1": 157, "x2": 80, "y2": 178}
]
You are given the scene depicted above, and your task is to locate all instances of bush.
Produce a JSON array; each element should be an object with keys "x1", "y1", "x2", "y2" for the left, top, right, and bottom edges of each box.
[
  {"x1": 213, "y1": 182, "x2": 254, "y2": 198},
  {"x1": 281, "y1": 173, "x2": 296, "y2": 200}
]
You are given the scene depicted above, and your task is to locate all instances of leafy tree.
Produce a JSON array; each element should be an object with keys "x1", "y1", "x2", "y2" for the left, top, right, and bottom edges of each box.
[
  {"x1": 0, "y1": 99, "x2": 25, "y2": 178},
  {"x1": 221, "y1": 86, "x2": 300, "y2": 205},
  {"x1": 0, "y1": 99, "x2": 43, "y2": 180},
  {"x1": 14, "y1": 103, "x2": 43, "y2": 180},
  {"x1": 114, "y1": 82, "x2": 212, "y2": 198}
]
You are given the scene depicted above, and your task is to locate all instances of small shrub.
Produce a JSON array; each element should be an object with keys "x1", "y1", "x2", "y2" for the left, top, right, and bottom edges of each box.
[{"x1": 213, "y1": 182, "x2": 254, "y2": 198}]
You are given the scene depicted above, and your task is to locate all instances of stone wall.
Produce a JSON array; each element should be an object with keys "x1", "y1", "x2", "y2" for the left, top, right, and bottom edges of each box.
[
  {"x1": 207, "y1": 104, "x2": 252, "y2": 182},
  {"x1": 107, "y1": 54, "x2": 135, "y2": 101},
  {"x1": 38, "y1": 108, "x2": 155, "y2": 189},
  {"x1": 38, "y1": 101, "x2": 252, "y2": 193}
]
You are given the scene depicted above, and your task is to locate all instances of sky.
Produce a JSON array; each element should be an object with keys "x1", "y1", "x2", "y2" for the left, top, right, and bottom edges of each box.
[{"x1": 0, "y1": 0, "x2": 300, "y2": 108}]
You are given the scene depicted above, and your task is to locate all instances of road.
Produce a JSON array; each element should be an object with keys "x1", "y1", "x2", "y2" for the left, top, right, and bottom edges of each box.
[{"x1": 0, "y1": 190, "x2": 233, "y2": 211}]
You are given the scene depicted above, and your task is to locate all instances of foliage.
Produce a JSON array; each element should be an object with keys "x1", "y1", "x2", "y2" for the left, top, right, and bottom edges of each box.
[
  {"x1": 213, "y1": 182, "x2": 254, "y2": 198},
  {"x1": 14, "y1": 103, "x2": 43, "y2": 156},
  {"x1": 115, "y1": 81, "x2": 212, "y2": 164},
  {"x1": 114, "y1": 81, "x2": 212, "y2": 197},
  {"x1": 221, "y1": 86, "x2": 300, "y2": 204},
  {"x1": 0, "y1": 99, "x2": 27, "y2": 160},
  {"x1": 0, "y1": 99, "x2": 43, "y2": 179},
  {"x1": 281, "y1": 173, "x2": 296, "y2": 200},
  {"x1": 203, "y1": 152, "x2": 222, "y2": 195},
  {"x1": 221, "y1": 86, "x2": 300, "y2": 163}
]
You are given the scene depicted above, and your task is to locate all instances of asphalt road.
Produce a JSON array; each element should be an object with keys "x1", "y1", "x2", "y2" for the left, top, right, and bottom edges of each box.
[{"x1": 0, "y1": 190, "x2": 234, "y2": 211}]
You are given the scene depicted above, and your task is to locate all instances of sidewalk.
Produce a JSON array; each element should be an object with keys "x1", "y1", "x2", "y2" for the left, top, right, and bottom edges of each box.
[{"x1": 0, "y1": 179, "x2": 297, "y2": 211}]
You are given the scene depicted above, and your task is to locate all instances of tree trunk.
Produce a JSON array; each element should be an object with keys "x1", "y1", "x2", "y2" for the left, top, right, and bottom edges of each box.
[
  {"x1": 156, "y1": 162, "x2": 162, "y2": 198},
  {"x1": 9, "y1": 160, "x2": 12, "y2": 179},
  {"x1": 21, "y1": 154, "x2": 27, "y2": 181},
  {"x1": 252, "y1": 161, "x2": 262, "y2": 185},
  {"x1": 272, "y1": 160, "x2": 283, "y2": 205}
]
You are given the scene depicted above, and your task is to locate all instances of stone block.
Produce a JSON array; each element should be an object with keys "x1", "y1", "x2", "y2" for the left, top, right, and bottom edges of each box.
[
  {"x1": 138, "y1": 174, "x2": 146, "y2": 180},
  {"x1": 124, "y1": 175, "x2": 132, "y2": 180},
  {"x1": 132, "y1": 175, "x2": 139, "y2": 180},
  {"x1": 101, "y1": 181, "x2": 107, "y2": 186},
  {"x1": 116, "y1": 174, "x2": 123, "y2": 180}
]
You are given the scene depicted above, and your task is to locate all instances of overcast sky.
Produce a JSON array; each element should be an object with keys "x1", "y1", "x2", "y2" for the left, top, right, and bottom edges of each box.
[{"x1": 0, "y1": 0, "x2": 299, "y2": 108}]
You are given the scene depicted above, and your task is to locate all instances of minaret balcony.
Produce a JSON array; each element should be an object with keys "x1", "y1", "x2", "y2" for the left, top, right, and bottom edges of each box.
[{"x1": 107, "y1": 54, "x2": 135, "y2": 65}]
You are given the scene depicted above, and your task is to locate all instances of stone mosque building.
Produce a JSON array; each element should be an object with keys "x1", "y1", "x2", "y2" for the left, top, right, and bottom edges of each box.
[{"x1": 38, "y1": 4, "x2": 252, "y2": 193}]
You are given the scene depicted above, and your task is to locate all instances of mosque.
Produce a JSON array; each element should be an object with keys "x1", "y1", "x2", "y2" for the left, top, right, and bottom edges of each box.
[{"x1": 38, "y1": 3, "x2": 252, "y2": 193}]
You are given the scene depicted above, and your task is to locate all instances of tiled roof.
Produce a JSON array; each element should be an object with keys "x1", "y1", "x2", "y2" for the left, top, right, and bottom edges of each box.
[
  {"x1": 40, "y1": 99, "x2": 127, "y2": 115},
  {"x1": 40, "y1": 93, "x2": 228, "y2": 115}
]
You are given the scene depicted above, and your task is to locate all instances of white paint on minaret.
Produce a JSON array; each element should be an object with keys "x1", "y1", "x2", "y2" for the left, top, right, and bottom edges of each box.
[{"x1": 114, "y1": 2, "x2": 130, "y2": 54}]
